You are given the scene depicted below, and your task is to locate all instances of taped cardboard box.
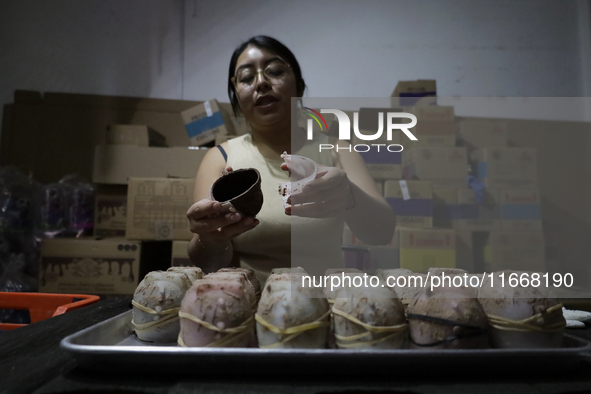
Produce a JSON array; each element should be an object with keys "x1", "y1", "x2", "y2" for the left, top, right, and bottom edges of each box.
[
  {"x1": 402, "y1": 106, "x2": 455, "y2": 148},
  {"x1": 396, "y1": 227, "x2": 456, "y2": 273},
  {"x1": 93, "y1": 145, "x2": 207, "y2": 185},
  {"x1": 181, "y1": 99, "x2": 235, "y2": 146},
  {"x1": 473, "y1": 148, "x2": 538, "y2": 189},
  {"x1": 457, "y1": 120, "x2": 508, "y2": 151},
  {"x1": 455, "y1": 231, "x2": 474, "y2": 272},
  {"x1": 39, "y1": 238, "x2": 171, "y2": 295},
  {"x1": 456, "y1": 188, "x2": 500, "y2": 231},
  {"x1": 384, "y1": 180, "x2": 432, "y2": 229},
  {"x1": 484, "y1": 231, "x2": 545, "y2": 272},
  {"x1": 343, "y1": 226, "x2": 398, "y2": 270},
  {"x1": 357, "y1": 130, "x2": 402, "y2": 179},
  {"x1": 126, "y1": 178, "x2": 195, "y2": 241},
  {"x1": 94, "y1": 185, "x2": 128, "y2": 238},
  {"x1": 171, "y1": 240, "x2": 193, "y2": 267},
  {"x1": 403, "y1": 147, "x2": 468, "y2": 187},
  {"x1": 342, "y1": 226, "x2": 396, "y2": 247},
  {"x1": 499, "y1": 189, "x2": 542, "y2": 231},
  {"x1": 433, "y1": 187, "x2": 459, "y2": 228},
  {"x1": 1, "y1": 90, "x2": 201, "y2": 184},
  {"x1": 391, "y1": 80, "x2": 437, "y2": 107},
  {"x1": 106, "y1": 124, "x2": 167, "y2": 147}
]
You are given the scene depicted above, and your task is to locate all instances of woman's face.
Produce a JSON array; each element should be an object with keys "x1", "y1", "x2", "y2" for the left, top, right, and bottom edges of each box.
[{"x1": 233, "y1": 45, "x2": 300, "y2": 129}]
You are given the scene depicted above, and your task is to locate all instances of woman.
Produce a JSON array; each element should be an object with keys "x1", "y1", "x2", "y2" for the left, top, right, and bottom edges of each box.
[{"x1": 186, "y1": 36, "x2": 395, "y2": 282}]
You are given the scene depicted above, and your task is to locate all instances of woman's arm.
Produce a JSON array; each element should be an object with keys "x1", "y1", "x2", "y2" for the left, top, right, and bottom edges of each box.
[
  {"x1": 186, "y1": 142, "x2": 259, "y2": 273},
  {"x1": 286, "y1": 139, "x2": 395, "y2": 245},
  {"x1": 332, "y1": 139, "x2": 396, "y2": 245}
]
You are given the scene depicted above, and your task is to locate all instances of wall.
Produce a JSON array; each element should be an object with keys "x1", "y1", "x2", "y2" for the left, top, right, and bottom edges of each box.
[
  {"x1": 0, "y1": 0, "x2": 184, "y2": 126},
  {"x1": 183, "y1": 0, "x2": 585, "y2": 102}
]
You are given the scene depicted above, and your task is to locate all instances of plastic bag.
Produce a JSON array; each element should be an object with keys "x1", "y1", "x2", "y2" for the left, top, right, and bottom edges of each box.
[{"x1": 59, "y1": 174, "x2": 95, "y2": 237}]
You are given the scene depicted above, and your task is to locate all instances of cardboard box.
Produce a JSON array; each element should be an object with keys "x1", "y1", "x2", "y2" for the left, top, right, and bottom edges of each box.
[
  {"x1": 353, "y1": 108, "x2": 403, "y2": 144},
  {"x1": 126, "y1": 178, "x2": 195, "y2": 241},
  {"x1": 457, "y1": 120, "x2": 508, "y2": 150},
  {"x1": 93, "y1": 145, "x2": 207, "y2": 185},
  {"x1": 455, "y1": 231, "x2": 474, "y2": 272},
  {"x1": 171, "y1": 240, "x2": 193, "y2": 267},
  {"x1": 433, "y1": 187, "x2": 459, "y2": 228},
  {"x1": 342, "y1": 226, "x2": 398, "y2": 270},
  {"x1": 397, "y1": 227, "x2": 456, "y2": 273},
  {"x1": 456, "y1": 188, "x2": 500, "y2": 231},
  {"x1": 484, "y1": 231, "x2": 545, "y2": 272},
  {"x1": 181, "y1": 99, "x2": 235, "y2": 146},
  {"x1": 1, "y1": 90, "x2": 202, "y2": 183},
  {"x1": 342, "y1": 226, "x2": 396, "y2": 247},
  {"x1": 375, "y1": 181, "x2": 384, "y2": 196},
  {"x1": 357, "y1": 130, "x2": 402, "y2": 179},
  {"x1": 106, "y1": 124, "x2": 167, "y2": 147},
  {"x1": 402, "y1": 106, "x2": 455, "y2": 148},
  {"x1": 499, "y1": 189, "x2": 542, "y2": 231},
  {"x1": 94, "y1": 185, "x2": 128, "y2": 238},
  {"x1": 473, "y1": 148, "x2": 538, "y2": 189},
  {"x1": 38, "y1": 238, "x2": 171, "y2": 294},
  {"x1": 403, "y1": 147, "x2": 468, "y2": 187},
  {"x1": 384, "y1": 180, "x2": 433, "y2": 228},
  {"x1": 391, "y1": 80, "x2": 437, "y2": 107}
]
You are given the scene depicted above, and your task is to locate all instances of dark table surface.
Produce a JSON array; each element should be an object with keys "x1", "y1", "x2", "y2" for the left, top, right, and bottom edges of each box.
[{"x1": 1, "y1": 297, "x2": 591, "y2": 394}]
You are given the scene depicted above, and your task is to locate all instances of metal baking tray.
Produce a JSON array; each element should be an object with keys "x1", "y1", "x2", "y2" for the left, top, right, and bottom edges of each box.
[{"x1": 61, "y1": 310, "x2": 591, "y2": 375}]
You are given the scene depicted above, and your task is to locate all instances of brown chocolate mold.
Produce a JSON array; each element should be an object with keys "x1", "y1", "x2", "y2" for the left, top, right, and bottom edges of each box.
[{"x1": 210, "y1": 168, "x2": 263, "y2": 217}]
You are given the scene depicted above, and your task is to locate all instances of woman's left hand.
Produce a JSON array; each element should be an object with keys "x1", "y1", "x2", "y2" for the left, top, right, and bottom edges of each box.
[{"x1": 281, "y1": 163, "x2": 354, "y2": 218}]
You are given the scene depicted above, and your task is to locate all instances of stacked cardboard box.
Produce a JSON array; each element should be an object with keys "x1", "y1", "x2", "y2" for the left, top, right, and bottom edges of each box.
[
  {"x1": 354, "y1": 108, "x2": 403, "y2": 180},
  {"x1": 472, "y1": 147, "x2": 537, "y2": 189},
  {"x1": 342, "y1": 226, "x2": 397, "y2": 271},
  {"x1": 403, "y1": 106, "x2": 456, "y2": 148},
  {"x1": 484, "y1": 231, "x2": 545, "y2": 272},
  {"x1": 39, "y1": 96, "x2": 243, "y2": 293},
  {"x1": 346, "y1": 92, "x2": 546, "y2": 274},
  {"x1": 384, "y1": 180, "x2": 433, "y2": 229},
  {"x1": 402, "y1": 147, "x2": 468, "y2": 187},
  {"x1": 457, "y1": 120, "x2": 508, "y2": 152},
  {"x1": 396, "y1": 227, "x2": 456, "y2": 273},
  {"x1": 180, "y1": 99, "x2": 235, "y2": 146},
  {"x1": 39, "y1": 238, "x2": 171, "y2": 295},
  {"x1": 391, "y1": 80, "x2": 437, "y2": 107}
]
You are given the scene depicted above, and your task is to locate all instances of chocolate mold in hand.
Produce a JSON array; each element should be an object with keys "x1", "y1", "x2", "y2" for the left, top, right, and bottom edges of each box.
[
  {"x1": 210, "y1": 168, "x2": 263, "y2": 217},
  {"x1": 278, "y1": 152, "x2": 318, "y2": 209}
]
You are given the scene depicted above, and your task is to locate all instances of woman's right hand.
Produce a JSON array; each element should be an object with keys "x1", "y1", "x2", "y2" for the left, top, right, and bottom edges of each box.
[{"x1": 186, "y1": 199, "x2": 260, "y2": 247}]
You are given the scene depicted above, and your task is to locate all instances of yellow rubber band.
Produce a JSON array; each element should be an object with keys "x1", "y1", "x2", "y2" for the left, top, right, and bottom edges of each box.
[
  {"x1": 331, "y1": 308, "x2": 408, "y2": 334},
  {"x1": 131, "y1": 300, "x2": 180, "y2": 316},
  {"x1": 255, "y1": 310, "x2": 331, "y2": 335},
  {"x1": 336, "y1": 331, "x2": 404, "y2": 349},
  {"x1": 487, "y1": 303, "x2": 566, "y2": 332},
  {"x1": 331, "y1": 307, "x2": 408, "y2": 348},
  {"x1": 255, "y1": 310, "x2": 331, "y2": 348},
  {"x1": 132, "y1": 313, "x2": 180, "y2": 331}
]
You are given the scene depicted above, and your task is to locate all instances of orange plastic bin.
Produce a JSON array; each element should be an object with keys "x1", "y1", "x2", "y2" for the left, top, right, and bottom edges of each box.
[{"x1": 0, "y1": 292, "x2": 100, "y2": 330}]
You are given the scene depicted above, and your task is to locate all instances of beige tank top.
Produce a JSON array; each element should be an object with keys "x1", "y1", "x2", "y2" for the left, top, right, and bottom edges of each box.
[{"x1": 227, "y1": 133, "x2": 344, "y2": 283}]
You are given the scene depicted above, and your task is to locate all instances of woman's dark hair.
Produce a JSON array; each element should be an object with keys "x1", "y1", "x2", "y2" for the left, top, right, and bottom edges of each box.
[{"x1": 228, "y1": 35, "x2": 305, "y2": 116}]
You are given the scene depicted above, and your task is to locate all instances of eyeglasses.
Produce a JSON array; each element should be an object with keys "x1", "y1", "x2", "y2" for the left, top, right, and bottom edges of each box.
[{"x1": 231, "y1": 60, "x2": 292, "y2": 93}]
